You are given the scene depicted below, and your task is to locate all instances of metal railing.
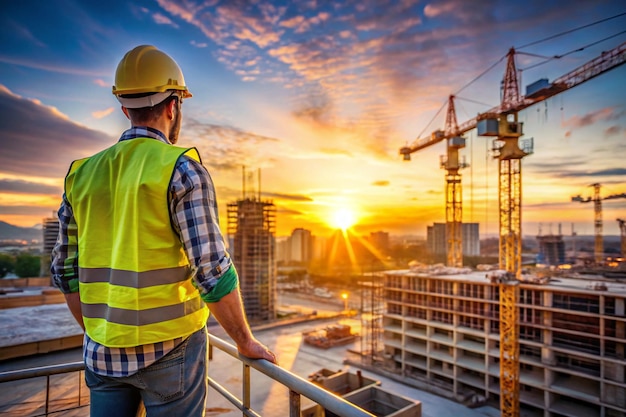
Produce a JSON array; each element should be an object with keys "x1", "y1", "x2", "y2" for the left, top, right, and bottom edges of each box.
[
  {"x1": 0, "y1": 333, "x2": 375, "y2": 417},
  {"x1": 0, "y1": 361, "x2": 86, "y2": 416}
]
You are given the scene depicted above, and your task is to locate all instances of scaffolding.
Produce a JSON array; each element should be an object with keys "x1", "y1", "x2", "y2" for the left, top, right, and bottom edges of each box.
[
  {"x1": 227, "y1": 198, "x2": 277, "y2": 323},
  {"x1": 359, "y1": 274, "x2": 385, "y2": 366}
]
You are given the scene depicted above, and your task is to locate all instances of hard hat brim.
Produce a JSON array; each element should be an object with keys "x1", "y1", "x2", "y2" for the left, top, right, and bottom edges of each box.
[{"x1": 112, "y1": 45, "x2": 192, "y2": 101}]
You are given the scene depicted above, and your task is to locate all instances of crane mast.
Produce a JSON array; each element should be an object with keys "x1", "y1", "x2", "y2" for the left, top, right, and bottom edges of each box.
[
  {"x1": 481, "y1": 48, "x2": 531, "y2": 277},
  {"x1": 593, "y1": 183, "x2": 603, "y2": 264},
  {"x1": 572, "y1": 185, "x2": 626, "y2": 264},
  {"x1": 477, "y1": 48, "x2": 527, "y2": 417},
  {"x1": 441, "y1": 96, "x2": 468, "y2": 267},
  {"x1": 400, "y1": 41, "x2": 626, "y2": 417},
  {"x1": 618, "y1": 219, "x2": 626, "y2": 257},
  {"x1": 402, "y1": 95, "x2": 468, "y2": 267}
]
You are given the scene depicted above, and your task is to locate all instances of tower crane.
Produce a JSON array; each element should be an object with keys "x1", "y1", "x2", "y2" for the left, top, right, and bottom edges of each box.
[
  {"x1": 401, "y1": 95, "x2": 469, "y2": 267},
  {"x1": 400, "y1": 41, "x2": 626, "y2": 417},
  {"x1": 572, "y1": 184, "x2": 626, "y2": 263},
  {"x1": 618, "y1": 218, "x2": 626, "y2": 258}
]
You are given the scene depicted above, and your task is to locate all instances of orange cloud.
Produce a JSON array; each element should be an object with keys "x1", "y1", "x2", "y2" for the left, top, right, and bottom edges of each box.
[
  {"x1": 563, "y1": 107, "x2": 622, "y2": 128},
  {"x1": 280, "y1": 15, "x2": 305, "y2": 29},
  {"x1": 424, "y1": 2, "x2": 456, "y2": 18},
  {"x1": 92, "y1": 107, "x2": 115, "y2": 119}
]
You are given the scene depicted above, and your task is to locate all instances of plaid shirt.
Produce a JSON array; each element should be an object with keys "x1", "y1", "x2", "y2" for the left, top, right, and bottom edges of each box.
[{"x1": 51, "y1": 127, "x2": 235, "y2": 377}]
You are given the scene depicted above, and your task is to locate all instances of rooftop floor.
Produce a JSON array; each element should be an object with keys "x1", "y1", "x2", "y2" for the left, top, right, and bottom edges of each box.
[
  {"x1": 0, "y1": 295, "x2": 499, "y2": 417},
  {"x1": 385, "y1": 267, "x2": 626, "y2": 294}
]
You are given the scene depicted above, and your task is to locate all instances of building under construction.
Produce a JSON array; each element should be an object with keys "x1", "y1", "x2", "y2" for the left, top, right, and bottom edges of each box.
[
  {"x1": 227, "y1": 197, "x2": 277, "y2": 323},
  {"x1": 377, "y1": 267, "x2": 625, "y2": 417},
  {"x1": 536, "y1": 234, "x2": 566, "y2": 266},
  {"x1": 40, "y1": 214, "x2": 59, "y2": 277}
]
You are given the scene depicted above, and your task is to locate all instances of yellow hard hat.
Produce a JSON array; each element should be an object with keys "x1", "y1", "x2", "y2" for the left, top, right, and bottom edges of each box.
[{"x1": 112, "y1": 45, "x2": 192, "y2": 108}]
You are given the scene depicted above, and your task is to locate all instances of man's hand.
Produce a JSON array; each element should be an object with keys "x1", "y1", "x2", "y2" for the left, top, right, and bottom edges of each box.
[
  {"x1": 238, "y1": 337, "x2": 277, "y2": 364},
  {"x1": 207, "y1": 288, "x2": 278, "y2": 365}
]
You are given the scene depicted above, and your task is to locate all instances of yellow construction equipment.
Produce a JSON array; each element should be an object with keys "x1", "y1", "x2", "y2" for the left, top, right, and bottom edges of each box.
[
  {"x1": 441, "y1": 97, "x2": 470, "y2": 268},
  {"x1": 572, "y1": 184, "x2": 626, "y2": 263},
  {"x1": 401, "y1": 95, "x2": 469, "y2": 267},
  {"x1": 400, "y1": 41, "x2": 626, "y2": 417}
]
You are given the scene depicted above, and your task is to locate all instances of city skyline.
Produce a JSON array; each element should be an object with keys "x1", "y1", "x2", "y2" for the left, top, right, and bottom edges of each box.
[{"x1": 1, "y1": 1, "x2": 625, "y2": 237}]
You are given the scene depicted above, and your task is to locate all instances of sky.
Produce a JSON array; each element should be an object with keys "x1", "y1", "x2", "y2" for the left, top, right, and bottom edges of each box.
[{"x1": 0, "y1": 0, "x2": 625, "y2": 238}]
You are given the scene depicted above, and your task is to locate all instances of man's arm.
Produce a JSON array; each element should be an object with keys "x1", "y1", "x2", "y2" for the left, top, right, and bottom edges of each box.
[
  {"x1": 64, "y1": 292, "x2": 85, "y2": 331},
  {"x1": 51, "y1": 195, "x2": 84, "y2": 331},
  {"x1": 207, "y1": 288, "x2": 276, "y2": 363},
  {"x1": 170, "y1": 158, "x2": 276, "y2": 364}
]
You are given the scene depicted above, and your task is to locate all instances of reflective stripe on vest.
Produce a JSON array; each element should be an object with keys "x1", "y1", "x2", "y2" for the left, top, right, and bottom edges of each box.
[{"x1": 65, "y1": 138, "x2": 209, "y2": 347}]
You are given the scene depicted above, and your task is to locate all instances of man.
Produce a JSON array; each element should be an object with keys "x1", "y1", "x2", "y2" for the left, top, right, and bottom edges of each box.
[{"x1": 51, "y1": 45, "x2": 276, "y2": 417}]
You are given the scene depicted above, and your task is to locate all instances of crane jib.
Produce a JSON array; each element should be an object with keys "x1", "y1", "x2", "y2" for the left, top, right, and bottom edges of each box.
[{"x1": 401, "y1": 41, "x2": 626, "y2": 155}]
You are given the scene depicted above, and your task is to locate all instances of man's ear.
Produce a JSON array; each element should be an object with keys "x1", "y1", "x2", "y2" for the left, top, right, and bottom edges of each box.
[
  {"x1": 121, "y1": 106, "x2": 130, "y2": 120},
  {"x1": 166, "y1": 99, "x2": 177, "y2": 121}
]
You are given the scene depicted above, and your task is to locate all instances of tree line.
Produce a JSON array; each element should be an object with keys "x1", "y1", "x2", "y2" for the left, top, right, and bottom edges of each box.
[{"x1": 0, "y1": 253, "x2": 41, "y2": 278}]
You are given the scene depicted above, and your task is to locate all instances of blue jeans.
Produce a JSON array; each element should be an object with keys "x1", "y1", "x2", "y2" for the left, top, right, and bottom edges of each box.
[{"x1": 85, "y1": 328, "x2": 208, "y2": 417}]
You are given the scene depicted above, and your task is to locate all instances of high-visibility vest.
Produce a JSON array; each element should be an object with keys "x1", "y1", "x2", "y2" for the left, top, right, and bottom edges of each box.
[{"x1": 65, "y1": 138, "x2": 209, "y2": 347}]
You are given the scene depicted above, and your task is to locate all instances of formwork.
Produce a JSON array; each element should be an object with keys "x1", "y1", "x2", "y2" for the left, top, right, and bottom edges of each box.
[
  {"x1": 341, "y1": 386, "x2": 421, "y2": 417},
  {"x1": 227, "y1": 198, "x2": 277, "y2": 323},
  {"x1": 308, "y1": 369, "x2": 380, "y2": 395},
  {"x1": 302, "y1": 369, "x2": 420, "y2": 417}
]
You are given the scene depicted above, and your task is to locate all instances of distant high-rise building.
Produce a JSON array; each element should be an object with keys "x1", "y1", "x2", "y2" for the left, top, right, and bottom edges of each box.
[
  {"x1": 41, "y1": 214, "x2": 59, "y2": 277},
  {"x1": 462, "y1": 223, "x2": 480, "y2": 257},
  {"x1": 275, "y1": 229, "x2": 313, "y2": 264},
  {"x1": 427, "y1": 222, "x2": 480, "y2": 257},
  {"x1": 312, "y1": 235, "x2": 328, "y2": 261},
  {"x1": 289, "y1": 228, "x2": 313, "y2": 264},
  {"x1": 227, "y1": 198, "x2": 276, "y2": 323},
  {"x1": 275, "y1": 236, "x2": 290, "y2": 263},
  {"x1": 368, "y1": 231, "x2": 390, "y2": 255}
]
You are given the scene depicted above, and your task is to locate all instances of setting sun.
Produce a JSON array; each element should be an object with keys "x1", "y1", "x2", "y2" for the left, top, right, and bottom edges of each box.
[{"x1": 331, "y1": 208, "x2": 357, "y2": 231}]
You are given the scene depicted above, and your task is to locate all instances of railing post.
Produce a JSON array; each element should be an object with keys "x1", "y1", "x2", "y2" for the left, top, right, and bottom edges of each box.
[
  {"x1": 45, "y1": 374, "x2": 50, "y2": 415},
  {"x1": 243, "y1": 363, "x2": 251, "y2": 415},
  {"x1": 208, "y1": 335, "x2": 375, "y2": 417},
  {"x1": 289, "y1": 389, "x2": 301, "y2": 417},
  {"x1": 78, "y1": 370, "x2": 82, "y2": 407}
]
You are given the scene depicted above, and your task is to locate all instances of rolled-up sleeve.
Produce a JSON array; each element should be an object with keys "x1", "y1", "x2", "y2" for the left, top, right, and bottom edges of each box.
[
  {"x1": 170, "y1": 156, "x2": 238, "y2": 303},
  {"x1": 51, "y1": 195, "x2": 79, "y2": 294}
]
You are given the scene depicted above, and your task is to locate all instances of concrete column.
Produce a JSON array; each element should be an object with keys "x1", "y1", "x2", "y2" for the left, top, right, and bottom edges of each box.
[
  {"x1": 615, "y1": 299, "x2": 626, "y2": 366},
  {"x1": 542, "y1": 291, "x2": 555, "y2": 368}
]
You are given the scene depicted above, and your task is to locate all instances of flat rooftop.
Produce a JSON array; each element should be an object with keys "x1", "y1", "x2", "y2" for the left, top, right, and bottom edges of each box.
[{"x1": 383, "y1": 268, "x2": 626, "y2": 295}]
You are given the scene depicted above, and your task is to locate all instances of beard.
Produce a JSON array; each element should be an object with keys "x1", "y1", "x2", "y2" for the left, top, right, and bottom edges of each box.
[{"x1": 168, "y1": 106, "x2": 182, "y2": 144}]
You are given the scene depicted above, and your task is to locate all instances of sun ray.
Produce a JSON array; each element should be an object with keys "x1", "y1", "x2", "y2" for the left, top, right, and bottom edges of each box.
[
  {"x1": 353, "y1": 234, "x2": 390, "y2": 267},
  {"x1": 342, "y1": 229, "x2": 359, "y2": 269}
]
